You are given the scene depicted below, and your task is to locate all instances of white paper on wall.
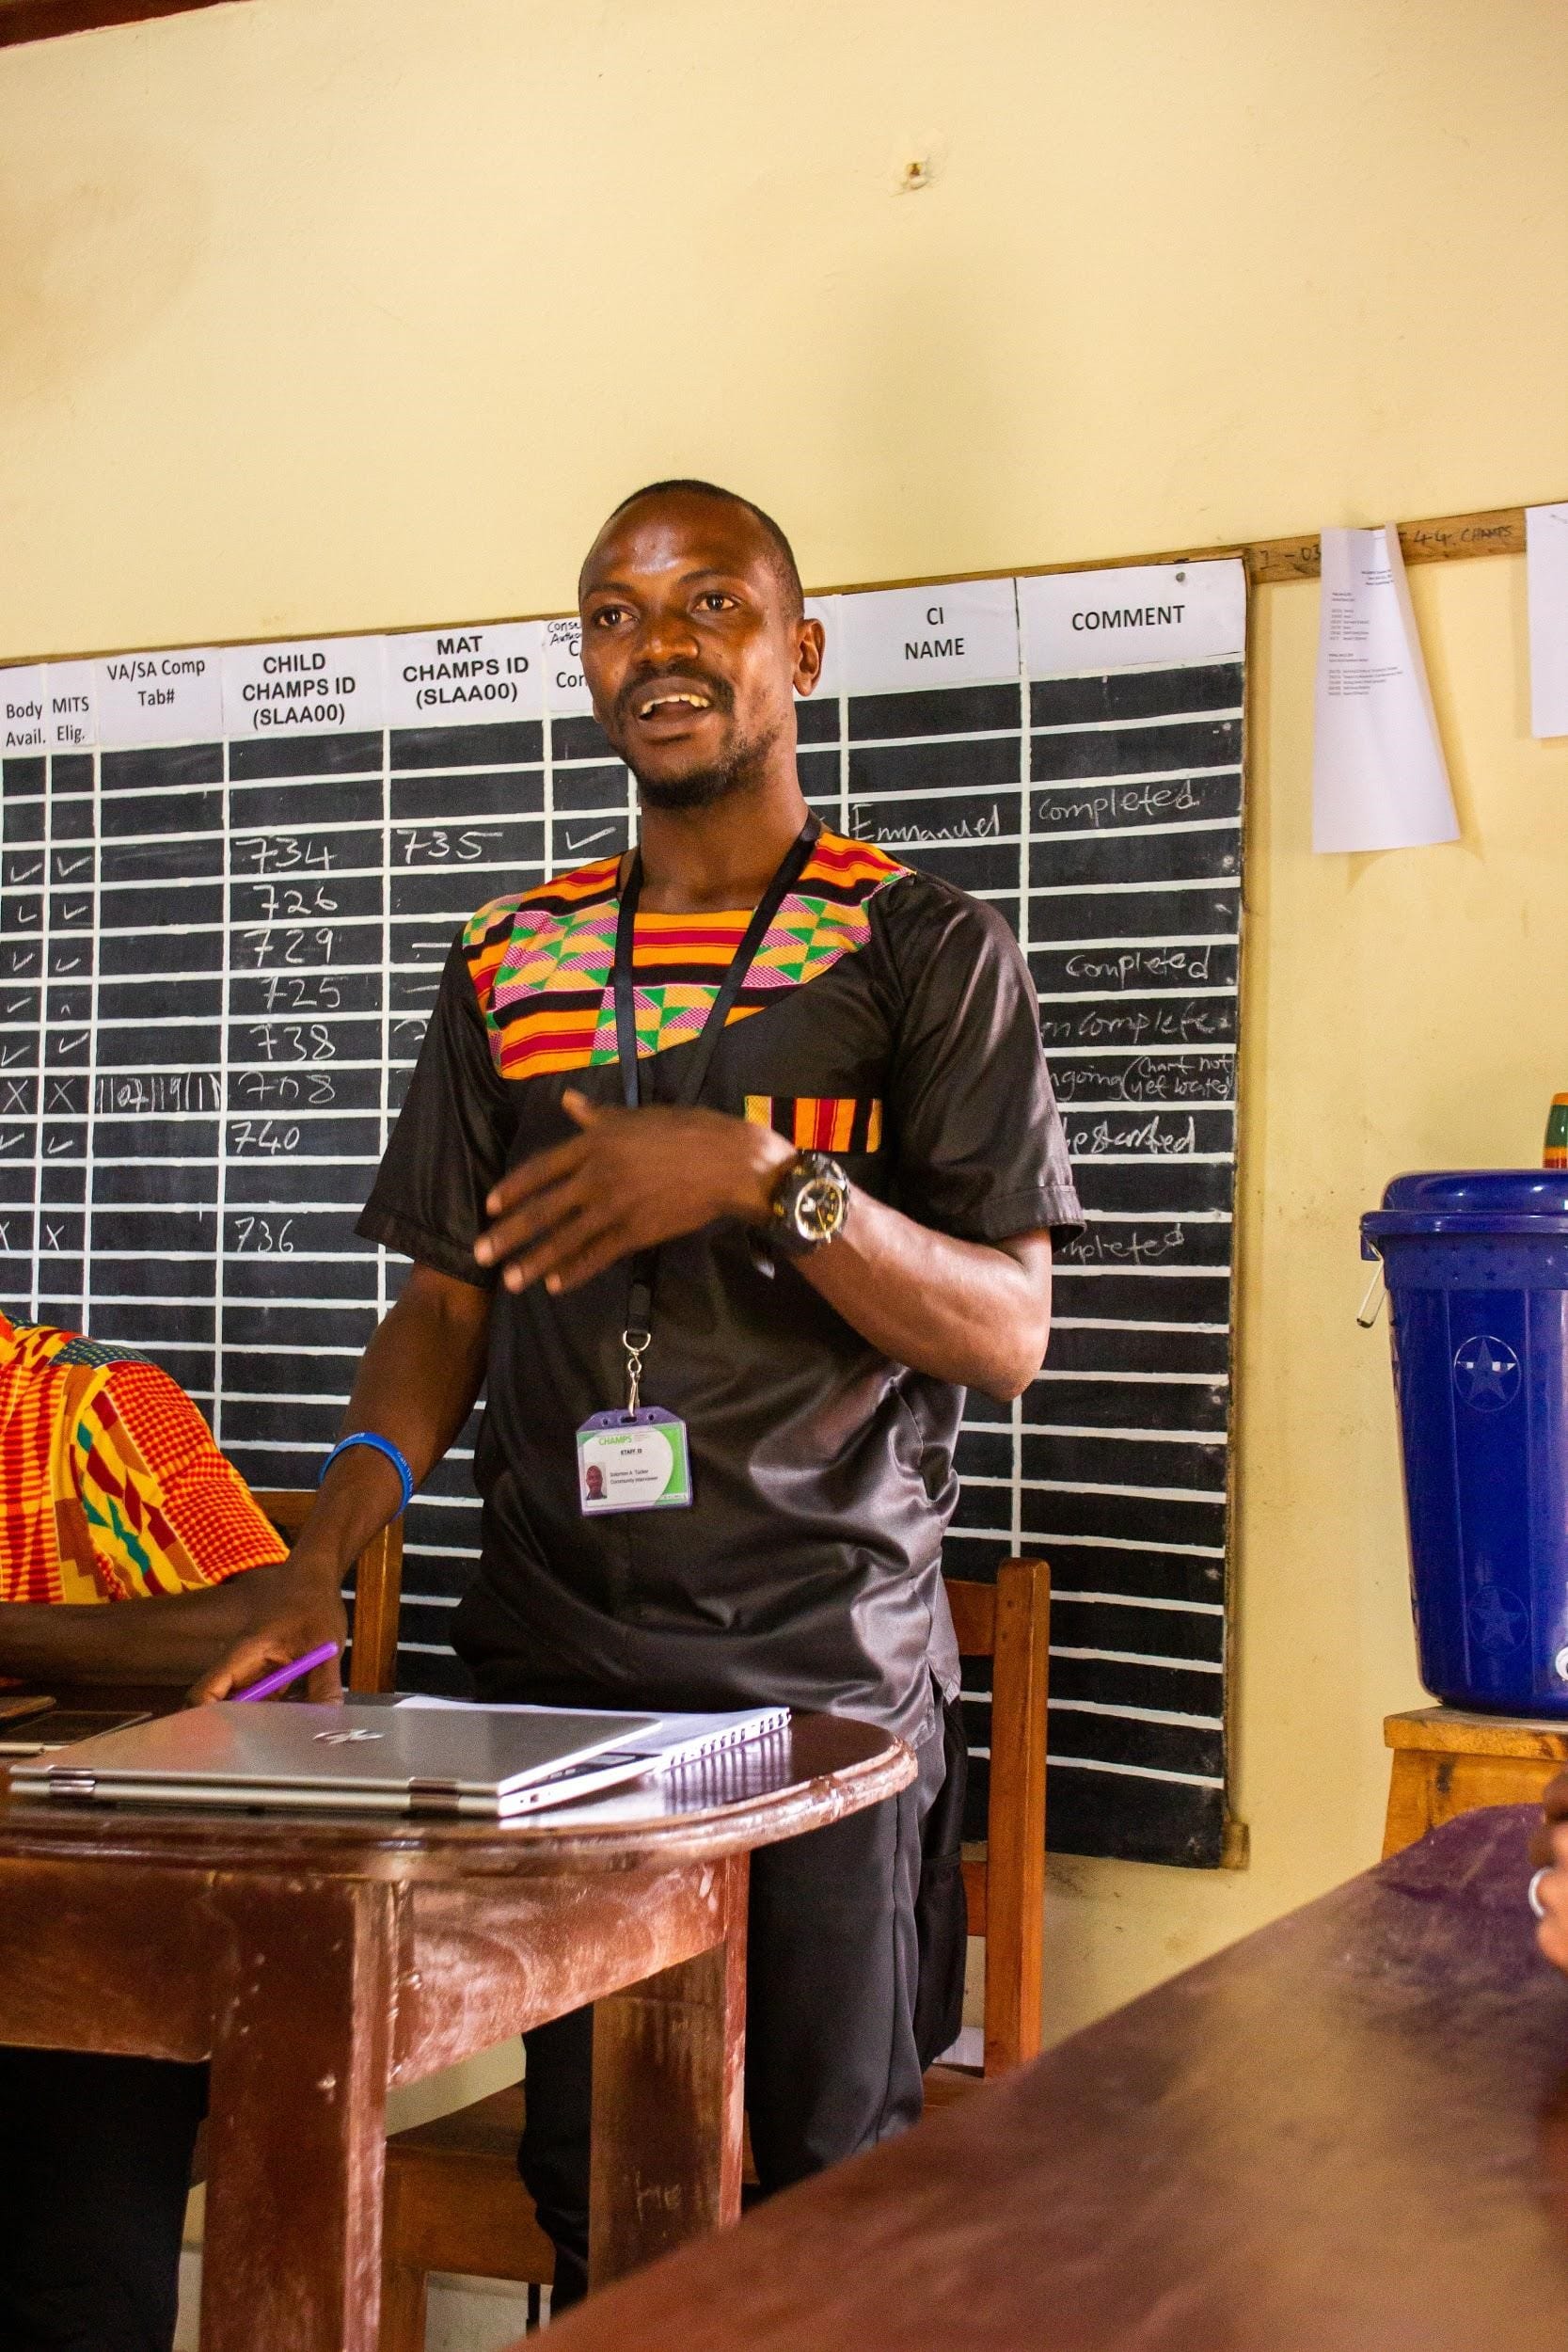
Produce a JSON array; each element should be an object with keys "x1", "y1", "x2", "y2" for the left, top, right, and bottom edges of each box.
[
  {"x1": 1311, "y1": 526, "x2": 1459, "y2": 853},
  {"x1": 1527, "y1": 502, "x2": 1568, "y2": 739}
]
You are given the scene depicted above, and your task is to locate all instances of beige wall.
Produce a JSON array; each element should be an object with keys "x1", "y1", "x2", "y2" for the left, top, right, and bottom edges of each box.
[{"x1": 3, "y1": 0, "x2": 1566, "y2": 2036}]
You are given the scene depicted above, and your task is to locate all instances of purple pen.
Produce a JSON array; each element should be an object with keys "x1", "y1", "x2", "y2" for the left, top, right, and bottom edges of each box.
[{"x1": 232, "y1": 1641, "x2": 341, "y2": 1703}]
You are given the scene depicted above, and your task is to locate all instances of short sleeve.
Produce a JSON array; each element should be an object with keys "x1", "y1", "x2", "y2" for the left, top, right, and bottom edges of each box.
[
  {"x1": 877, "y1": 879, "x2": 1084, "y2": 1245},
  {"x1": 356, "y1": 936, "x2": 514, "y2": 1285},
  {"x1": 76, "y1": 1363, "x2": 288, "y2": 1597}
]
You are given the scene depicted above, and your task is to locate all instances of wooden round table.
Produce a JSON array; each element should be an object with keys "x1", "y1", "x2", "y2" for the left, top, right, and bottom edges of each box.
[{"x1": 0, "y1": 1708, "x2": 911, "y2": 2352}]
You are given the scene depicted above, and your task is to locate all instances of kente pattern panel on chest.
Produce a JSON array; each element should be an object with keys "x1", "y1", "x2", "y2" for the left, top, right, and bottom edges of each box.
[
  {"x1": 464, "y1": 834, "x2": 904, "y2": 1082},
  {"x1": 0, "y1": 559, "x2": 1245, "y2": 1866}
]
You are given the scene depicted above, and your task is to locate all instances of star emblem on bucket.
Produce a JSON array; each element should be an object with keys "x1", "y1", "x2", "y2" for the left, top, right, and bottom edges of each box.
[{"x1": 1452, "y1": 1335, "x2": 1521, "y2": 1411}]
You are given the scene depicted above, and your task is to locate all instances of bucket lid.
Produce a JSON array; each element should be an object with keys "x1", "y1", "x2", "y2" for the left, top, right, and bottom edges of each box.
[{"x1": 1362, "y1": 1168, "x2": 1568, "y2": 1246}]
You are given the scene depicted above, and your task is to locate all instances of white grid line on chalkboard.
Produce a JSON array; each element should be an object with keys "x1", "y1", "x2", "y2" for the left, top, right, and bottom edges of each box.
[
  {"x1": 1053, "y1": 1646, "x2": 1224, "y2": 1671},
  {"x1": 1050, "y1": 1755, "x2": 1223, "y2": 1788},
  {"x1": 1030, "y1": 707, "x2": 1243, "y2": 737},
  {"x1": 379, "y1": 723, "x2": 393, "y2": 1332},
  {"x1": 1054, "y1": 1697, "x2": 1222, "y2": 1728},
  {"x1": 27, "y1": 771, "x2": 49, "y2": 1325},
  {"x1": 1052, "y1": 1588, "x2": 1224, "y2": 1613},
  {"x1": 213, "y1": 735, "x2": 231, "y2": 1447}
]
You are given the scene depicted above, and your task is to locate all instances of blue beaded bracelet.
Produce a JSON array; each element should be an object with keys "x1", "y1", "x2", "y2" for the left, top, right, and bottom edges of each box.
[{"x1": 319, "y1": 1432, "x2": 415, "y2": 1515}]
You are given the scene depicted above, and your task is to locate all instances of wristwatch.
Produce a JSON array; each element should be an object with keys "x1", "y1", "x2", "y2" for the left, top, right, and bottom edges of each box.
[{"x1": 767, "y1": 1151, "x2": 852, "y2": 1256}]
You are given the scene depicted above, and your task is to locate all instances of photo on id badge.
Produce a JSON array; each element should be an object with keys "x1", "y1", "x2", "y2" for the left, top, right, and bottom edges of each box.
[{"x1": 577, "y1": 1406, "x2": 693, "y2": 1515}]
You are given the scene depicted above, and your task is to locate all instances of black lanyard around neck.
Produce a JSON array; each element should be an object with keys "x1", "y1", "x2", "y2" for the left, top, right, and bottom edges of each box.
[{"x1": 610, "y1": 811, "x2": 820, "y2": 1343}]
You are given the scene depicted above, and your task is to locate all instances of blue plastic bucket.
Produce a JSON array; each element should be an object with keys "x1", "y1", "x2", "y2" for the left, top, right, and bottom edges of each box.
[{"x1": 1362, "y1": 1170, "x2": 1568, "y2": 1716}]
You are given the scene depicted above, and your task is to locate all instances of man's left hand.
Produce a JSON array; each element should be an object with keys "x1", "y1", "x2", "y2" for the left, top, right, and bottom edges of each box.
[{"x1": 475, "y1": 1089, "x2": 792, "y2": 1295}]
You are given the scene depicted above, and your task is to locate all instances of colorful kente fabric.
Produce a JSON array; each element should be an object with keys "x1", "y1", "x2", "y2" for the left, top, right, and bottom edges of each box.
[
  {"x1": 0, "y1": 1311, "x2": 288, "y2": 1605},
  {"x1": 462, "y1": 832, "x2": 910, "y2": 1084},
  {"x1": 744, "y1": 1096, "x2": 885, "y2": 1153}
]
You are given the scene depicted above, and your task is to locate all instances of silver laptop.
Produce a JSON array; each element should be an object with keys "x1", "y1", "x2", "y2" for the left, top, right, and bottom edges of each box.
[{"x1": 8, "y1": 1700, "x2": 662, "y2": 1820}]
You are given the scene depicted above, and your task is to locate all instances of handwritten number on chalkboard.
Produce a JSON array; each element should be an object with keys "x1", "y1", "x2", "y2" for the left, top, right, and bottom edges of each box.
[
  {"x1": 246, "y1": 1024, "x2": 335, "y2": 1063},
  {"x1": 237, "y1": 835, "x2": 334, "y2": 876},
  {"x1": 261, "y1": 974, "x2": 341, "y2": 1012},
  {"x1": 235, "y1": 1071, "x2": 337, "y2": 1107},
  {"x1": 233, "y1": 1216, "x2": 294, "y2": 1254},
  {"x1": 399, "y1": 827, "x2": 502, "y2": 866},
  {"x1": 230, "y1": 1120, "x2": 302, "y2": 1155},
  {"x1": 245, "y1": 927, "x2": 337, "y2": 969},
  {"x1": 252, "y1": 882, "x2": 339, "y2": 921}
]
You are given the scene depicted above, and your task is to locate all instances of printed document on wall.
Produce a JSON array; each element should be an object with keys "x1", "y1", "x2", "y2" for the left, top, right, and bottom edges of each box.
[
  {"x1": 1527, "y1": 503, "x2": 1568, "y2": 739},
  {"x1": 1311, "y1": 526, "x2": 1458, "y2": 853}
]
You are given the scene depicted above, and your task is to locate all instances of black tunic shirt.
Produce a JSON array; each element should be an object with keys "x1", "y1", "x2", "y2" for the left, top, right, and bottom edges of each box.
[{"x1": 357, "y1": 827, "x2": 1083, "y2": 1741}]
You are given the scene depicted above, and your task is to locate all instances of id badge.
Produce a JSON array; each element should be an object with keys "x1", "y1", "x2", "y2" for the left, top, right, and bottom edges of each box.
[{"x1": 577, "y1": 1406, "x2": 693, "y2": 1516}]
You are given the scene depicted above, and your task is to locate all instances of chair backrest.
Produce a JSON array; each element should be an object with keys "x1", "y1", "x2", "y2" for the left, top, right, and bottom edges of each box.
[
  {"x1": 942, "y1": 1555, "x2": 1050, "y2": 2076},
  {"x1": 252, "y1": 1488, "x2": 404, "y2": 1696}
]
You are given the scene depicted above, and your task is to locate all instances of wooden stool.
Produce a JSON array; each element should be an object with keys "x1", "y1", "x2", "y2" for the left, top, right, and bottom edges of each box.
[{"x1": 1382, "y1": 1706, "x2": 1568, "y2": 1855}]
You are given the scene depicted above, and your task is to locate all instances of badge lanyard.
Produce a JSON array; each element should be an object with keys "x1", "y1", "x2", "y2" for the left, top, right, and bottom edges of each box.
[
  {"x1": 610, "y1": 809, "x2": 821, "y2": 1390},
  {"x1": 573, "y1": 814, "x2": 819, "y2": 1520}
]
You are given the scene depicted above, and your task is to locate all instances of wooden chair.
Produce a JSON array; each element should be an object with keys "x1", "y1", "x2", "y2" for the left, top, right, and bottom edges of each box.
[
  {"x1": 251, "y1": 1488, "x2": 404, "y2": 1695},
  {"x1": 378, "y1": 1555, "x2": 1050, "y2": 2346}
]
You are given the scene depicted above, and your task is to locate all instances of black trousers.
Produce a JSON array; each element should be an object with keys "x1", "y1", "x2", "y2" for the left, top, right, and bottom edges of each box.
[
  {"x1": 0, "y1": 2046, "x2": 206, "y2": 2352},
  {"x1": 519, "y1": 1716, "x2": 949, "y2": 2311}
]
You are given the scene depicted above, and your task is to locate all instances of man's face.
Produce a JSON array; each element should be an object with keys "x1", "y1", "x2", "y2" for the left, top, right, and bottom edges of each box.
[
  {"x1": 578, "y1": 492, "x2": 823, "y2": 809},
  {"x1": 584, "y1": 1463, "x2": 605, "y2": 1500}
]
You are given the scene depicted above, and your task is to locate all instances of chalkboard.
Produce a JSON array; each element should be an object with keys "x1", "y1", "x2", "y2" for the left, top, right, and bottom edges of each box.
[{"x1": 0, "y1": 555, "x2": 1244, "y2": 1867}]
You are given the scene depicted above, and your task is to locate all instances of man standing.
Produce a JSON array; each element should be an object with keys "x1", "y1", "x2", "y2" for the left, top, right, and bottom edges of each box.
[{"x1": 202, "y1": 479, "x2": 1082, "y2": 2301}]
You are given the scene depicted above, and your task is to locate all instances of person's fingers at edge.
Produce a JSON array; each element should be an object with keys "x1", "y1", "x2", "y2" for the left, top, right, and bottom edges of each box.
[{"x1": 1539, "y1": 1909, "x2": 1568, "y2": 1972}]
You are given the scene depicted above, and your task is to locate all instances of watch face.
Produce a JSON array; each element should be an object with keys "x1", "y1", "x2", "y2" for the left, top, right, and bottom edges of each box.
[{"x1": 792, "y1": 1170, "x2": 847, "y2": 1243}]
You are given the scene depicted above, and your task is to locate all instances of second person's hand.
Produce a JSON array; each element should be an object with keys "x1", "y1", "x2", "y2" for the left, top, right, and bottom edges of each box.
[{"x1": 187, "y1": 1554, "x2": 349, "y2": 1706}]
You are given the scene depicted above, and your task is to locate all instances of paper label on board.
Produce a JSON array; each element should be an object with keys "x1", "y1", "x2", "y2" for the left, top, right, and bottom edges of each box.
[
  {"x1": 1311, "y1": 526, "x2": 1459, "y2": 854},
  {"x1": 222, "y1": 637, "x2": 388, "y2": 739},
  {"x1": 95, "y1": 646, "x2": 224, "y2": 748},
  {"x1": 0, "y1": 666, "x2": 47, "y2": 755},
  {"x1": 1527, "y1": 502, "x2": 1568, "y2": 739},
  {"x1": 543, "y1": 616, "x2": 594, "y2": 717},
  {"x1": 44, "y1": 661, "x2": 98, "y2": 752},
  {"x1": 383, "y1": 622, "x2": 544, "y2": 728},
  {"x1": 839, "y1": 579, "x2": 1020, "y2": 695},
  {"x1": 1019, "y1": 560, "x2": 1245, "y2": 675}
]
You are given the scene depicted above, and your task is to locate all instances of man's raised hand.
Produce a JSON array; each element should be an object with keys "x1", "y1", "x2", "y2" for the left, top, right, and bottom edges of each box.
[{"x1": 474, "y1": 1088, "x2": 792, "y2": 1297}]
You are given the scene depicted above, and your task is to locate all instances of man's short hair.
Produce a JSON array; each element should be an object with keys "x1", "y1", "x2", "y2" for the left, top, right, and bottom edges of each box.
[{"x1": 599, "y1": 479, "x2": 805, "y2": 619}]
